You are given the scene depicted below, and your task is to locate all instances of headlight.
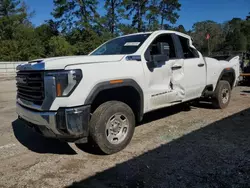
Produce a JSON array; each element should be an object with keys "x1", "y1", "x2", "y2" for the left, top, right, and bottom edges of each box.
[{"x1": 46, "y1": 69, "x2": 82, "y2": 97}]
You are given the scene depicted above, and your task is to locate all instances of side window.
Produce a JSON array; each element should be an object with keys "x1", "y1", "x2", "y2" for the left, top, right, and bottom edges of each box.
[
  {"x1": 178, "y1": 36, "x2": 199, "y2": 59},
  {"x1": 145, "y1": 34, "x2": 176, "y2": 60}
]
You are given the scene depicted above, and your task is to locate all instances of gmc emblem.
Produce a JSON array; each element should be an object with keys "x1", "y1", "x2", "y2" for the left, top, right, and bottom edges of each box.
[{"x1": 16, "y1": 76, "x2": 27, "y2": 84}]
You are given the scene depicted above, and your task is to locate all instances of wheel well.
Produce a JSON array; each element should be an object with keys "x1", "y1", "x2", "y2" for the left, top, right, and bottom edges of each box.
[
  {"x1": 90, "y1": 86, "x2": 142, "y2": 122},
  {"x1": 219, "y1": 71, "x2": 235, "y2": 89}
]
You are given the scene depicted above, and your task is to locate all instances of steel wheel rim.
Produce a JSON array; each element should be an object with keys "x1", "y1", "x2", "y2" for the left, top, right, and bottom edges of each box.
[
  {"x1": 105, "y1": 113, "x2": 129, "y2": 145},
  {"x1": 222, "y1": 88, "x2": 229, "y2": 104}
]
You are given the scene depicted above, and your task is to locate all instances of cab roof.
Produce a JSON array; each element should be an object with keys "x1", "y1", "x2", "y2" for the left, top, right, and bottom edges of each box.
[{"x1": 122, "y1": 30, "x2": 191, "y2": 40}]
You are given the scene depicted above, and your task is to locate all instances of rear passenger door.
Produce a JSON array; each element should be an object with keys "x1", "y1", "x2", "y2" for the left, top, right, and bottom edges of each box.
[{"x1": 176, "y1": 35, "x2": 206, "y2": 99}]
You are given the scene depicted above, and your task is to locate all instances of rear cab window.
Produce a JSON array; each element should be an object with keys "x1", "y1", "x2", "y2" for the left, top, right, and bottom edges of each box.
[
  {"x1": 145, "y1": 34, "x2": 177, "y2": 61},
  {"x1": 178, "y1": 36, "x2": 199, "y2": 59}
]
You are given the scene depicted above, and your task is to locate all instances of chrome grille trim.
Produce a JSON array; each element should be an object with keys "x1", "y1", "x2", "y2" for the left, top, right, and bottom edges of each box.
[
  {"x1": 16, "y1": 72, "x2": 56, "y2": 111},
  {"x1": 16, "y1": 71, "x2": 44, "y2": 105}
]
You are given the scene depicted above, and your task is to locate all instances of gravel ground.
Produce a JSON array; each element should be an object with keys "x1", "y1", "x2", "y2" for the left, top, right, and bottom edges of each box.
[{"x1": 0, "y1": 79, "x2": 250, "y2": 188}]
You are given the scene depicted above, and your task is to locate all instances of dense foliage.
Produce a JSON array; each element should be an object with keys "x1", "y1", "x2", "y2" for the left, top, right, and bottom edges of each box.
[
  {"x1": 0, "y1": 0, "x2": 249, "y2": 61},
  {"x1": 190, "y1": 18, "x2": 250, "y2": 55}
]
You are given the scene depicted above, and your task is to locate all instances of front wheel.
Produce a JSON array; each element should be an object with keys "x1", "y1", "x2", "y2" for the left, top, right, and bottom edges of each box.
[
  {"x1": 89, "y1": 101, "x2": 135, "y2": 154},
  {"x1": 212, "y1": 80, "x2": 231, "y2": 109}
]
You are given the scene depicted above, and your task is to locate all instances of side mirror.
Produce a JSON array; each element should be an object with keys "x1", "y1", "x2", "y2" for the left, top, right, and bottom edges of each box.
[{"x1": 151, "y1": 42, "x2": 170, "y2": 62}]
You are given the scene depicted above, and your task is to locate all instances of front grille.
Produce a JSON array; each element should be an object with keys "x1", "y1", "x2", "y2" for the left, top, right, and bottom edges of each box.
[{"x1": 16, "y1": 71, "x2": 44, "y2": 105}]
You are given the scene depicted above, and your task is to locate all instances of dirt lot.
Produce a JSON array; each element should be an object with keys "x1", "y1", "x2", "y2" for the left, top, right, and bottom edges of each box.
[{"x1": 0, "y1": 78, "x2": 250, "y2": 188}]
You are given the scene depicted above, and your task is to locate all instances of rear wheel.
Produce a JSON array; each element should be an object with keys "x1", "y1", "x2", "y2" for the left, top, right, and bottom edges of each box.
[
  {"x1": 89, "y1": 101, "x2": 135, "y2": 154},
  {"x1": 212, "y1": 80, "x2": 231, "y2": 109}
]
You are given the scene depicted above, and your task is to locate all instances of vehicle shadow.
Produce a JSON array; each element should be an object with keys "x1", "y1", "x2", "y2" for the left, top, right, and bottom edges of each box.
[
  {"x1": 77, "y1": 103, "x2": 213, "y2": 154},
  {"x1": 191, "y1": 100, "x2": 215, "y2": 109},
  {"x1": 141, "y1": 101, "x2": 215, "y2": 125},
  {"x1": 12, "y1": 119, "x2": 77, "y2": 155},
  {"x1": 241, "y1": 90, "x2": 250, "y2": 94},
  {"x1": 68, "y1": 108, "x2": 250, "y2": 188},
  {"x1": 140, "y1": 103, "x2": 192, "y2": 125},
  {"x1": 76, "y1": 103, "x2": 193, "y2": 155}
]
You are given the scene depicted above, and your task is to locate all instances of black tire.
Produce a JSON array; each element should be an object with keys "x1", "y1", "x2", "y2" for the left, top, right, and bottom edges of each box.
[
  {"x1": 212, "y1": 80, "x2": 231, "y2": 109},
  {"x1": 89, "y1": 101, "x2": 135, "y2": 154}
]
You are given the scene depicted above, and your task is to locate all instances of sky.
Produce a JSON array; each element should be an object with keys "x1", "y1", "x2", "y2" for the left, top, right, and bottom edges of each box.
[{"x1": 25, "y1": 0, "x2": 250, "y2": 30}]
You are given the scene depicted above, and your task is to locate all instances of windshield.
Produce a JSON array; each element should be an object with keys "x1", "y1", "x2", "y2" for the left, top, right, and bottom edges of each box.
[{"x1": 90, "y1": 34, "x2": 151, "y2": 55}]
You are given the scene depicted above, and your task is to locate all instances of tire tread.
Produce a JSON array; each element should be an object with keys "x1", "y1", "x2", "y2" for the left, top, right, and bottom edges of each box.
[{"x1": 89, "y1": 101, "x2": 135, "y2": 154}]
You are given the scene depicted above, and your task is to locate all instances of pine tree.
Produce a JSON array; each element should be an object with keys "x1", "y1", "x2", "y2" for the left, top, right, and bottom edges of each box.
[
  {"x1": 0, "y1": 0, "x2": 22, "y2": 17},
  {"x1": 0, "y1": 0, "x2": 31, "y2": 40},
  {"x1": 176, "y1": 24, "x2": 186, "y2": 33},
  {"x1": 52, "y1": 0, "x2": 99, "y2": 32},
  {"x1": 159, "y1": 0, "x2": 181, "y2": 29},
  {"x1": 104, "y1": 0, "x2": 124, "y2": 35},
  {"x1": 146, "y1": 0, "x2": 159, "y2": 31},
  {"x1": 123, "y1": 0, "x2": 148, "y2": 32},
  {"x1": 246, "y1": 12, "x2": 250, "y2": 21}
]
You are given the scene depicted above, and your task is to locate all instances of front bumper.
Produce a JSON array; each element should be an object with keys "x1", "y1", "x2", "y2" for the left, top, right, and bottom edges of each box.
[{"x1": 16, "y1": 103, "x2": 90, "y2": 142}]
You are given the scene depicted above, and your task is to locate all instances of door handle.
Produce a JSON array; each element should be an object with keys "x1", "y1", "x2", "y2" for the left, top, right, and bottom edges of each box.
[
  {"x1": 171, "y1": 65, "x2": 182, "y2": 70},
  {"x1": 198, "y1": 63, "x2": 205, "y2": 67}
]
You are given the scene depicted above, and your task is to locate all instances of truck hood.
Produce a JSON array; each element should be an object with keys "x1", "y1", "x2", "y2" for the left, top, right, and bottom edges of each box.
[{"x1": 17, "y1": 55, "x2": 125, "y2": 71}]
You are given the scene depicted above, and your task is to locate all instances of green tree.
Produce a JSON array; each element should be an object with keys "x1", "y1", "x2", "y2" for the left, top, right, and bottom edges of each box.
[
  {"x1": 191, "y1": 21, "x2": 224, "y2": 54},
  {"x1": 48, "y1": 36, "x2": 75, "y2": 57},
  {"x1": 14, "y1": 25, "x2": 45, "y2": 60},
  {"x1": 0, "y1": 0, "x2": 30, "y2": 40},
  {"x1": 223, "y1": 18, "x2": 249, "y2": 52},
  {"x1": 35, "y1": 20, "x2": 59, "y2": 56},
  {"x1": 52, "y1": 0, "x2": 99, "y2": 32},
  {"x1": 119, "y1": 23, "x2": 138, "y2": 34},
  {"x1": 0, "y1": 0, "x2": 22, "y2": 17},
  {"x1": 0, "y1": 0, "x2": 43, "y2": 61},
  {"x1": 0, "y1": 40, "x2": 18, "y2": 60},
  {"x1": 52, "y1": 0, "x2": 107, "y2": 56},
  {"x1": 146, "y1": 0, "x2": 160, "y2": 31},
  {"x1": 241, "y1": 16, "x2": 250, "y2": 51},
  {"x1": 0, "y1": 25, "x2": 44, "y2": 61},
  {"x1": 246, "y1": 12, "x2": 250, "y2": 21},
  {"x1": 159, "y1": 0, "x2": 181, "y2": 29},
  {"x1": 67, "y1": 29, "x2": 110, "y2": 55},
  {"x1": 123, "y1": 0, "x2": 149, "y2": 32},
  {"x1": 175, "y1": 24, "x2": 186, "y2": 33},
  {"x1": 35, "y1": 20, "x2": 59, "y2": 42},
  {"x1": 104, "y1": 0, "x2": 124, "y2": 35}
]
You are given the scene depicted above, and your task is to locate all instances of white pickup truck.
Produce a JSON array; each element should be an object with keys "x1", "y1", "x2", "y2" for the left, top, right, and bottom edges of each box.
[{"x1": 16, "y1": 30, "x2": 240, "y2": 154}]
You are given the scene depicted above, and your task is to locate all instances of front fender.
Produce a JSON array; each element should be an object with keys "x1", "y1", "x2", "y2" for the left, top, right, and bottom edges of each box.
[{"x1": 84, "y1": 79, "x2": 144, "y2": 121}]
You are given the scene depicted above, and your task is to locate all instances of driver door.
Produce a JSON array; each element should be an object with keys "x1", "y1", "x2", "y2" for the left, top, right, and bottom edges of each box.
[{"x1": 142, "y1": 34, "x2": 185, "y2": 111}]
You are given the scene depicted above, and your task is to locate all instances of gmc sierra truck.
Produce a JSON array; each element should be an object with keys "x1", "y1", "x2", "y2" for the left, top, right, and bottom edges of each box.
[{"x1": 16, "y1": 30, "x2": 240, "y2": 154}]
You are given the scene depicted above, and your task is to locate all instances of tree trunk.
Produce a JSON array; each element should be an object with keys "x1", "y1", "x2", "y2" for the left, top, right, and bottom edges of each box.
[
  {"x1": 138, "y1": 2, "x2": 141, "y2": 32},
  {"x1": 160, "y1": 15, "x2": 164, "y2": 29},
  {"x1": 78, "y1": 0, "x2": 88, "y2": 27},
  {"x1": 111, "y1": 0, "x2": 115, "y2": 34}
]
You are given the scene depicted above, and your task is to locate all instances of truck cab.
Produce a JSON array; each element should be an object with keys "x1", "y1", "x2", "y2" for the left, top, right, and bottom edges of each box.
[{"x1": 16, "y1": 30, "x2": 239, "y2": 154}]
